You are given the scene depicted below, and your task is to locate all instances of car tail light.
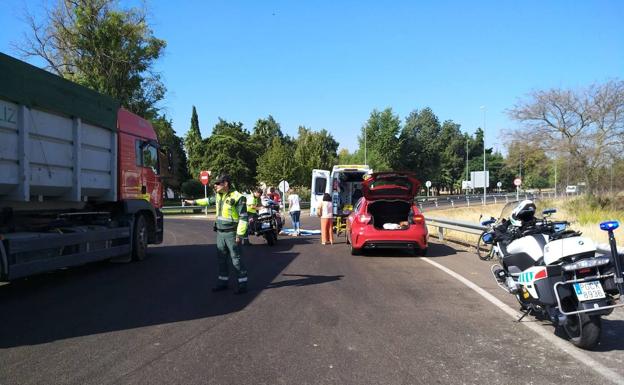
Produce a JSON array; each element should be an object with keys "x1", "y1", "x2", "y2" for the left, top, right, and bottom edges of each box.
[
  {"x1": 413, "y1": 214, "x2": 424, "y2": 224},
  {"x1": 358, "y1": 213, "x2": 372, "y2": 224}
]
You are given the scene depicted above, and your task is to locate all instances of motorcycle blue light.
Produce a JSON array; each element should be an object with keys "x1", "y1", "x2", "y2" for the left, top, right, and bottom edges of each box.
[
  {"x1": 483, "y1": 233, "x2": 494, "y2": 244},
  {"x1": 600, "y1": 221, "x2": 620, "y2": 231}
]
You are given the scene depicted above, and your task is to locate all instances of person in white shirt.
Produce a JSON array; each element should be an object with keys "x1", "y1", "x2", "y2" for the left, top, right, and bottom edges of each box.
[
  {"x1": 318, "y1": 193, "x2": 334, "y2": 245},
  {"x1": 287, "y1": 188, "x2": 302, "y2": 236}
]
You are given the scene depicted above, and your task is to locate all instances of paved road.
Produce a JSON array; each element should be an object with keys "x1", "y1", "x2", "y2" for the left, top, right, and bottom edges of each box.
[{"x1": 1, "y1": 215, "x2": 622, "y2": 385}]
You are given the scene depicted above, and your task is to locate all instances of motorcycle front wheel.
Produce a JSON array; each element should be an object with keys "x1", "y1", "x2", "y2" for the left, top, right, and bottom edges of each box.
[
  {"x1": 265, "y1": 230, "x2": 277, "y2": 246},
  {"x1": 563, "y1": 311, "x2": 602, "y2": 349},
  {"x1": 477, "y1": 232, "x2": 493, "y2": 260}
]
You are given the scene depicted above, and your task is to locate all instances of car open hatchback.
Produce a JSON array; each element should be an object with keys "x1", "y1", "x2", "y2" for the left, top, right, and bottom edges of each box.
[{"x1": 346, "y1": 172, "x2": 428, "y2": 255}]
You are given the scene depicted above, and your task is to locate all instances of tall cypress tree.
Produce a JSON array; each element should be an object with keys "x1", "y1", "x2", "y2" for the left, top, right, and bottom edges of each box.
[{"x1": 184, "y1": 106, "x2": 203, "y2": 178}]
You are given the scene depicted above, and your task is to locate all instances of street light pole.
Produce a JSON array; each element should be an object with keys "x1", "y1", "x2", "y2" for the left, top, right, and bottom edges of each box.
[
  {"x1": 465, "y1": 137, "x2": 470, "y2": 196},
  {"x1": 481, "y1": 106, "x2": 486, "y2": 205}
]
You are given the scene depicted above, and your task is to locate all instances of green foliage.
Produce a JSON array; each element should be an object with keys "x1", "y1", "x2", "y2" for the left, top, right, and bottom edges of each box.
[
  {"x1": 151, "y1": 115, "x2": 189, "y2": 192},
  {"x1": 505, "y1": 140, "x2": 553, "y2": 190},
  {"x1": 337, "y1": 148, "x2": 363, "y2": 165},
  {"x1": 399, "y1": 108, "x2": 442, "y2": 183},
  {"x1": 20, "y1": 0, "x2": 166, "y2": 117},
  {"x1": 202, "y1": 119, "x2": 257, "y2": 190},
  {"x1": 252, "y1": 115, "x2": 283, "y2": 150},
  {"x1": 181, "y1": 179, "x2": 205, "y2": 198},
  {"x1": 257, "y1": 137, "x2": 297, "y2": 187},
  {"x1": 438, "y1": 120, "x2": 467, "y2": 193},
  {"x1": 292, "y1": 126, "x2": 339, "y2": 185},
  {"x1": 185, "y1": 106, "x2": 203, "y2": 178},
  {"x1": 358, "y1": 108, "x2": 401, "y2": 171}
]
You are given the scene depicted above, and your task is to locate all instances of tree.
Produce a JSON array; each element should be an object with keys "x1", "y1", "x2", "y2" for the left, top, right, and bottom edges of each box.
[
  {"x1": 151, "y1": 115, "x2": 189, "y2": 193},
  {"x1": 252, "y1": 115, "x2": 283, "y2": 150},
  {"x1": 181, "y1": 180, "x2": 205, "y2": 199},
  {"x1": 184, "y1": 106, "x2": 204, "y2": 179},
  {"x1": 257, "y1": 137, "x2": 297, "y2": 187},
  {"x1": 337, "y1": 148, "x2": 363, "y2": 165},
  {"x1": 507, "y1": 80, "x2": 624, "y2": 193},
  {"x1": 399, "y1": 108, "x2": 442, "y2": 188},
  {"x1": 17, "y1": 0, "x2": 166, "y2": 117},
  {"x1": 292, "y1": 126, "x2": 339, "y2": 185},
  {"x1": 358, "y1": 108, "x2": 401, "y2": 171},
  {"x1": 201, "y1": 119, "x2": 257, "y2": 190},
  {"x1": 438, "y1": 120, "x2": 466, "y2": 193},
  {"x1": 505, "y1": 140, "x2": 553, "y2": 190}
]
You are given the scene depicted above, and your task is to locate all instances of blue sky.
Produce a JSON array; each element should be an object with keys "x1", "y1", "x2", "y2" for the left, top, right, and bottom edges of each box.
[{"x1": 1, "y1": 0, "x2": 623, "y2": 153}]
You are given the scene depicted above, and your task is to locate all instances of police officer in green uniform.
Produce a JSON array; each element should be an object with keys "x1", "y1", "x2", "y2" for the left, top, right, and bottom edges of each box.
[
  {"x1": 186, "y1": 173, "x2": 249, "y2": 294},
  {"x1": 243, "y1": 187, "x2": 263, "y2": 245}
]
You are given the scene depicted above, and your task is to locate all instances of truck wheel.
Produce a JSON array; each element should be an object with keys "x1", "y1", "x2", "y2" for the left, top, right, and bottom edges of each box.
[{"x1": 132, "y1": 215, "x2": 148, "y2": 261}]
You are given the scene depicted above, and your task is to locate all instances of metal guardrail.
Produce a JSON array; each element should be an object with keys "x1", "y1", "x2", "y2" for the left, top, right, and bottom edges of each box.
[
  {"x1": 424, "y1": 216, "x2": 485, "y2": 241},
  {"x1": 161, "y1": 201, "x2": 311, "y2": 215}
]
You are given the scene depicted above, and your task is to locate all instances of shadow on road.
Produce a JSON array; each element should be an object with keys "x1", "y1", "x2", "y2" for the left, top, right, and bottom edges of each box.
[
  {"x1": 589, "y1": 318, "x2": 624, "y2": 352},
  {"x1": 266, "y1": 273, "x2": 344, "y2": 289},
  {"x1": 0, "y1": 236, "x2": 305, "y2": 348},
  {"x1": 360, "y1": 241, "x2": 458, "y2": 258}
]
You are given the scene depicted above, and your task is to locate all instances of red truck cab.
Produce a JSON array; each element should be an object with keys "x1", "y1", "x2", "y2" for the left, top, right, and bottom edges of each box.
[{"x1": 117, "y1": 108, "x2": 163, "y2": 209}]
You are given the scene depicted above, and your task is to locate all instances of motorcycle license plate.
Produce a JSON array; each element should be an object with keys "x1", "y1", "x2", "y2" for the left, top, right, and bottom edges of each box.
[
  {"x1": 573, "y1": 281, "x2": 606, "y2": 301},
  {"x1": 261, "y1": 223, "x2": 270, "y2": 229}
]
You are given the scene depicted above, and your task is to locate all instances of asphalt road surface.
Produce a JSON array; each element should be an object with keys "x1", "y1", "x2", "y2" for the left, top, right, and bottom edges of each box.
[{"x1": 1, "y1": 215, "x2": 623, "y2": 385}]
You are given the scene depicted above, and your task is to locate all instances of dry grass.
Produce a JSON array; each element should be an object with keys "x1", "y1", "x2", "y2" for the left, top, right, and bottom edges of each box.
[{"x1": 425, "y1": 199, "x2": 624, "y2": 249}]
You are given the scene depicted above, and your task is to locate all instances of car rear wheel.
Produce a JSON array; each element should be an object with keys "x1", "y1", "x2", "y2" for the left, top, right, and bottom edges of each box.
[{"x1": 350, "y1": 242, "x2": 361, "y2": 255}]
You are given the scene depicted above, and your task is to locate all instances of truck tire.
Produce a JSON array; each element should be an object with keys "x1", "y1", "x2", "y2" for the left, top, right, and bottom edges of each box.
[{"x1": 132, "y1": 214, "x2": 148, "y2": 261}]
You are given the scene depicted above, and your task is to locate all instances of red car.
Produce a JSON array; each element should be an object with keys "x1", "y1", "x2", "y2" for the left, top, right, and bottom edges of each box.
[{"x1": 346, "y1": 172, "x2": 428, "y2": 256}]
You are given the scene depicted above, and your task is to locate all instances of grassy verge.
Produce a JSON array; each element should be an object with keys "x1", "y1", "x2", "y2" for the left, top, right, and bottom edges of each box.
[{"x1": 425, "y1": 196, "x2": 624, "y2": 249}]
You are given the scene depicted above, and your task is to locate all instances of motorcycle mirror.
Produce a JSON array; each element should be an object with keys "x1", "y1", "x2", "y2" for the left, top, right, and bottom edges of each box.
[{"x1": 542, "y1": 208, "x2": 556, "y2": 216}]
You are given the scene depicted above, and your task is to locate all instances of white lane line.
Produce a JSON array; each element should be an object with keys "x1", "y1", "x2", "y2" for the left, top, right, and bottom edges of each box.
[{"x1": 422, "y1": 257, "x2": 624, "y2": 385}]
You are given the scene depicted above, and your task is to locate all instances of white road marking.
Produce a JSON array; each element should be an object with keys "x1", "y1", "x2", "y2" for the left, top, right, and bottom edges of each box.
[{"x1": 422, "y1": 257, "x2": 624, "y2": 385}]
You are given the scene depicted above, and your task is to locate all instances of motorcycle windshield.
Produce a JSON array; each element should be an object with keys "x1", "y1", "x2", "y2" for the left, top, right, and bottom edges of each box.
[{"x1": 497, "y1": 198, "x2": 558, "y2": 224}]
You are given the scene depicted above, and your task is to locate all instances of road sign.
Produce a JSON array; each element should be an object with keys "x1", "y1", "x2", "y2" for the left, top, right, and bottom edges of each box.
[
  {"x1": 462, "y1": 181, "x2": 472, "y2": 190},
  {"x1": 200, "y1": 170, "x2": 211, "y2": 186},
  {"x1": 513, "y1": 178, "x2": 522, "y2": 187},
  {"x1": 497, "y1": 181, "x2": 502, "y2": 188},
  {"x1": 279, "y1": 180, "x2": 290, "y2": 193},
  {"x1": 425, "y1": 181, "x2": 432, "y2": 188}
]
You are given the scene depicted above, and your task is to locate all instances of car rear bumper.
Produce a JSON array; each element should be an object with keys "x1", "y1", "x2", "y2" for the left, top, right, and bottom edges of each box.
[{"x1": 351, "y1": 227, "x2": 428, "y2": 250}]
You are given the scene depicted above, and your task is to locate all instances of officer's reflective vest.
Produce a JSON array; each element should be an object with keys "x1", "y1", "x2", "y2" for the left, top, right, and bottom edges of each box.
[
  {"x1": 216, "y1": 191, "x2": 248, "y2": 236},
  {"x1": 246, "y1": 194, "x2": 260, "y2": 215}
]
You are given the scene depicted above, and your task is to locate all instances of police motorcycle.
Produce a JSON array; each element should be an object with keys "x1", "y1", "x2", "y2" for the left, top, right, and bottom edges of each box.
[
  {"x1": 249, "y1": 197, "x2": 283, "y2": 246},
  {"x1": 482, "y1": 200, "x2": 624, "y2": 349}
]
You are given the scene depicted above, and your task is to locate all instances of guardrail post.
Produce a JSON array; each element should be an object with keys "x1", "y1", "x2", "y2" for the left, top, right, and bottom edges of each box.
[
  {"x1": 435, "y1": 200, "x2": 438, "y2": 207},
  {"x1": 494, "y1": 196, "x2": 497, "y2": 204},
  {"x1": 505, "y1": 196, "x2": 508, "y2": 204},
  {"x1": 451, "y1": 200, "x2": 454, "y2": 208},
  {"x1": 466, "y1": 197, "x2": 470, "y2": 207},
  {"x1": 438, "y1": 226, "x2": 444, "y2": 241}
]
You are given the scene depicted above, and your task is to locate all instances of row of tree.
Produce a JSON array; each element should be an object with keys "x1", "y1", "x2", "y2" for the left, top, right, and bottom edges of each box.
[
  {"x1": 18, "y1": 1, "x2": 623, "y2": 197},
  {"x1": 184, "y1": 109, "x2": 339, "y2": 191}
]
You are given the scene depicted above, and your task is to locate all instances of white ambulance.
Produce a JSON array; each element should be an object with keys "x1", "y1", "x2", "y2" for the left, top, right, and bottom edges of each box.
[{"x1": 310, "y1": 165, "x2": 372, "y2": 216}]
